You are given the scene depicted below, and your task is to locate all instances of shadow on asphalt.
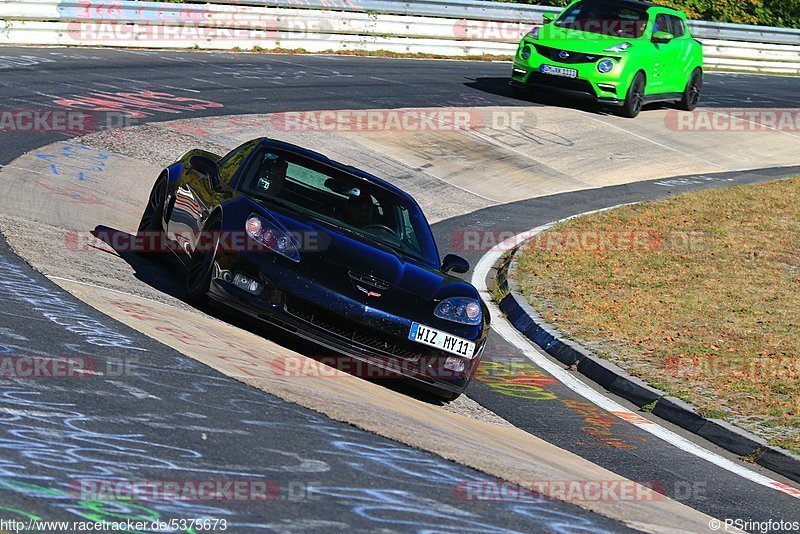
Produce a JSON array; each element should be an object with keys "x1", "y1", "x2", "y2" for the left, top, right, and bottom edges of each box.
[
  {"x1": 465, "y1": 76, "x2": 675, "y2": 116},
  {"x1": 92, "y1": 224, "x2": 451, "y2": 407}
]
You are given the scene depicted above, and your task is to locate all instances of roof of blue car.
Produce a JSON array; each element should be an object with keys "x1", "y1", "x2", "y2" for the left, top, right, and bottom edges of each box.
[{"x1": 255, "y1": 137, "x2": 415, "y2": 201}]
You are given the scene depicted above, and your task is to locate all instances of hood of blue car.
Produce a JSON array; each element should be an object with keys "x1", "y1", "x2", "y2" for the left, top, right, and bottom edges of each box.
[{"x1": 258, "y1": 202, "x2": 477, "y2": 303}]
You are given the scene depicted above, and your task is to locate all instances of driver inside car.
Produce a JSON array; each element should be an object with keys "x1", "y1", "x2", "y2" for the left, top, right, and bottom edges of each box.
[
  {"x1": 254, "y1": 152, "x2": 287, "y2": 196},
  {"x1": 344, "y1": 193, "x2": 376, "y2": 228}
]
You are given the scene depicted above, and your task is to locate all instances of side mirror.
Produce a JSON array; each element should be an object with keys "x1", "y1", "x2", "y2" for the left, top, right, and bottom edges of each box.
[
  {"x1": 189, "y1": 155, "x2": 221, "y2": 190},
  {"x1": 542, "y1": 13, "x2": 554, "y2": 23},
  {"x1": 652, "y1": 31, "x2": 674, "y2": 44},
  {"x1": 441, "y1": 254, "x2": 470, "y2": 274}
]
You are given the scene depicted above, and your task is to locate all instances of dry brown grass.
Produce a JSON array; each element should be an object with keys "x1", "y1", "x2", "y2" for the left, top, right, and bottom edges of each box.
[
  {"x1": 251, "y1": 46, "x2": 513, "y2": 62},
  {"x1": 515, "y1": 178, "x2": 800, "y2": 453}
]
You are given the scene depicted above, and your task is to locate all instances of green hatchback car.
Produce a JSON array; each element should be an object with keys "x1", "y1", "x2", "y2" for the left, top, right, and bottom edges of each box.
[{"x1": 510, "y1": 0, "x2": 703, "y2": 117}]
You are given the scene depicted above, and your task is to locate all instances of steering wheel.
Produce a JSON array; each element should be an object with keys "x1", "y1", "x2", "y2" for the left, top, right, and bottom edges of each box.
[{"x1": 363, "y1": 224, "x2": 398, "y2": 237}]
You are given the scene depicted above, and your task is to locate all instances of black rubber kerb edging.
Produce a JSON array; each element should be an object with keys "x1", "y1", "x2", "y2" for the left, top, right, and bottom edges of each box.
[{"x1": 494, "y1": 245, "x2": 800, "y2": 484}]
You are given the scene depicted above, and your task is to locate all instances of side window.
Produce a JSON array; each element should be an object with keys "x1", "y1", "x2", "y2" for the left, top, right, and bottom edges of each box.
[
  {"x1": 396, "y1": 205, "x2": 422, "y2": 255},
  {"x1": 217, "y1": 141, "x2": 257, "y2": 185},
  {"x1": 654, "y1": 14, "x2": 671, "y2": 35},
  {"x1": 669, "y1": 16, "x2": 685, "y2": 37}
]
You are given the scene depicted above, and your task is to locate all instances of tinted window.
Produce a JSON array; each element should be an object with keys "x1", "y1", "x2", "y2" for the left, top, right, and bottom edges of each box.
[
  {"x1": 240, "y1": 148, "x2": 438, "y2": 265},
  {"x1": 669, "y1": 15, "x2": 685, "y2": 37},
  {"x1": 217, "y1": 140, "x2": 257, "y2": 185},
  {"x1": 654, "y1": 14, "x2": 672, "y2": 35},
  {"x1": 555, "y1": 1, "x2": 648, "y2": 38}
]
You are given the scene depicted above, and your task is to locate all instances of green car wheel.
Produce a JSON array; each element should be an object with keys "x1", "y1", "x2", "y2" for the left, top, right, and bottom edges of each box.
[
  {"x1": 621, "y1": 72, "x2": 646, "y2": 118},
  {"x1": 679, "y1": 68, "x2": 703, "y2": 111}
]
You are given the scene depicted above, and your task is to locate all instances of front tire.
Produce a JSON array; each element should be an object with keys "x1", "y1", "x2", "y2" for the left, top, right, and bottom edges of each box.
[
  {"x1": 678, "y1": 68, "x2": 703, "y2": 111},
  {"x1": 511, "y1": 84, "x2": 528, "y2": 99},
  {"x1": 434, "y1": 389, "x2": 462, "y2": 402},
  {"x1": 619, "y1": 72, "x2": 645, "y2": 118},
  {"x1": 137, "y1": 175, "x2": 168, "y2": 260},
  {"x1": 185, "y1": 217, "x2": 221, "y2": 305}
]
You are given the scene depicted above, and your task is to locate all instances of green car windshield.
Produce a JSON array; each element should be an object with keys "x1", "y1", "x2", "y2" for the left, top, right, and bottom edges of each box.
[{"x1": 555, "y1": 1, "x2": 649, "y2": 39}]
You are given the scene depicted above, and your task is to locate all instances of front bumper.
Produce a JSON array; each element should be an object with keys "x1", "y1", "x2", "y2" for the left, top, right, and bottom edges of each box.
[
  {"x1": 511, "y1": 40, "x2": 630, "y2": 106},
  {"x1": 207, "y1": 274, "x2": 486, "y2": 396}
]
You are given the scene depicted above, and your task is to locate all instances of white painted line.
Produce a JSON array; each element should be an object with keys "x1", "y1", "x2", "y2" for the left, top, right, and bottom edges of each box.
[
  {"x1": 161, "y1": 84, "x2": 201, "y2": 94},
  {"x1": 706, "y1": 109, "x2": 800, "y2": 141},
  {"x1": 107, "y1": 380, "x2": 162, "y2": 400},
  {"x1": 46, "y1": 275, "x2": 185, "y2": 308},
  {"x1": 368, "y1": 75, "x2": 419, "y2": 88},
  {"x1": 583, "y1": 114, "x2": 733, "y2": 171},
  {"x1": 191, "y1": 77, "x2": 250, "y2": 92},
  {"x1": 472, "y1": 214, "x2": 800, "y2": 500},
  {"x1": 92, "y1": 82, "x2": 128, "y2": 91}
]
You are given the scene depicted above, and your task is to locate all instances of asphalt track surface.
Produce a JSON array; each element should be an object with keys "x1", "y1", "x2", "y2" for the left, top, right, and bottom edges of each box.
[
  {"x1": 1, "y1": 47, "x2": 799, "y2": 531},
  {"x1": 0, "y1": 235, "x2": 634, "y2": 532}
]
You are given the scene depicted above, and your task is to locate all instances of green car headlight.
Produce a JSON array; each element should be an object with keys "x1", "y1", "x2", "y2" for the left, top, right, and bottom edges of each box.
[
  {"x1": 597, "y1": 59, "x2": 615, "y2": 73},
  {"x1": 521, "y1": 45, "x2": 532, "y2": 60}
]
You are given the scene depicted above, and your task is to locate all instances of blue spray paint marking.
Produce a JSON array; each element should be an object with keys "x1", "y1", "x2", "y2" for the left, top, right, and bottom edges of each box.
[{"x1": 36, "y1": 143, "x2": 108, "y2": 185}]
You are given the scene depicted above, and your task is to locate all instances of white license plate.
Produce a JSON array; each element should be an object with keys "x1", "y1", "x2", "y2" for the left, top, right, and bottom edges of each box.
[
  {"x1": 408, "y1": 322, "x2": 476, "y2": 358},
  {"x1": 541, "y1": 64, "x2": 578, "y2": 78}
]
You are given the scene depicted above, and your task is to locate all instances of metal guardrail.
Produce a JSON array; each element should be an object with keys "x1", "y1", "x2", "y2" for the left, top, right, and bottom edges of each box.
[
  {"x1": 203, "y1": 0, "x2": 561, "y2": 23},
  {"x1": 688, "y1": 19, "x2": 800, "y2": 46},
  {"x1": 202, "y1": 0, "x2": 800, "y2": 45},
  {"x1": 0, "y1": 0, "x2": 798, "y2": 74}
]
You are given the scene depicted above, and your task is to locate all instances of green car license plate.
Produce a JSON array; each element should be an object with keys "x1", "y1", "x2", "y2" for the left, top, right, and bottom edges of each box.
[{"x1": 541, "y1": 64, "x2": 578, "y2": 79}]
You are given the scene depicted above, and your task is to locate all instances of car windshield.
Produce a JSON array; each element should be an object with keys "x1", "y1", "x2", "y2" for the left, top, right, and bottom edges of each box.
[
  {"x1": 555, "y1": 1, "x2": 648, "y2": 38},
  {"x1": 239, "y1": 147, "x2": 438, "y2": 266}
]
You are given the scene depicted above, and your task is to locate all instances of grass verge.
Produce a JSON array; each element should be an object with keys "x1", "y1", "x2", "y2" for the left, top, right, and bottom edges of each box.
[
  {"x1": 249, "y1": 46, "x2": 514, "y2": 62},
  {"x1": 514, "y1": 177, "x2": 800, "y2": 454}
]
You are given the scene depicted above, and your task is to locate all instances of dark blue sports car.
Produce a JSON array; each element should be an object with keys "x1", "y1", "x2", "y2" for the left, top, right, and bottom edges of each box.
[{"x1": 138, "y1": 138, "x2": 489, "y2": 400}]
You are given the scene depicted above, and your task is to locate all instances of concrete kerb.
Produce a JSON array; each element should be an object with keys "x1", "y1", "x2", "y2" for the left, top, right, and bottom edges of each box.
[{"x1": 494, "y1": 224, "x2": 800, "y2": 484}]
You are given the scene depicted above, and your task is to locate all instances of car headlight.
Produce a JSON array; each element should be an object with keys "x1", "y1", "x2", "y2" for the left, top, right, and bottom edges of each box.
[
  {"x1": 525, "y1": 27, "x2": 540, "y2": 40},
  {"x1": 604, "y1": 42, "x2": 632, "y2": 52},
  {"x1": 245, "y1": 214, "x2": 300, "y2": 262},
  {"x1": 435, "y1": 297, "x2": 482, "y2": 325},
  {"x1": 520, "y1": 45, "x2": 532, "y2": 60},
  {"x1": 597, "y1": 59, "x2": 615, "y2": 73}
]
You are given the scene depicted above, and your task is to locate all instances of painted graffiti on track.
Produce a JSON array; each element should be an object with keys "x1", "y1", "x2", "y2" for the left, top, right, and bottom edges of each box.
[
  {"x1": 54, "y1": 90, "x2": 223, "y2": 119},
  {"x1": 0, "y1": 253, "x2": 614, "y2": 532}
]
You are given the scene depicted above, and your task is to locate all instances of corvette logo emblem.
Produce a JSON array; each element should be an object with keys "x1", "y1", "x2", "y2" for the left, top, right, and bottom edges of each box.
[{"x1": 356, "y1": 285, "x2": 382, "y2": 298}]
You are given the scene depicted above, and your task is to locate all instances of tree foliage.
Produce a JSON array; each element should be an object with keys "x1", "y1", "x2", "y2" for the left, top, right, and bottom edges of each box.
[{"x1": 499, "y1": 0, "x2": 799, "y2": 28}]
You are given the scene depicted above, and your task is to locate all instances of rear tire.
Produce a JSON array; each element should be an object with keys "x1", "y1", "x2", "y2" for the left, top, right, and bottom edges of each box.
[
  {"x1": 137, "y1": 175, "x2": 168, "y2": 260},
  {"x1": 678, "y1": 68, "x2": 703, "y2": 111},
  {"x1": 185, "y1": 217, "x2": 221, "y2": 306},
  {"x1": 619, "y1": 72, "x2": 645, "y2": 118}
]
